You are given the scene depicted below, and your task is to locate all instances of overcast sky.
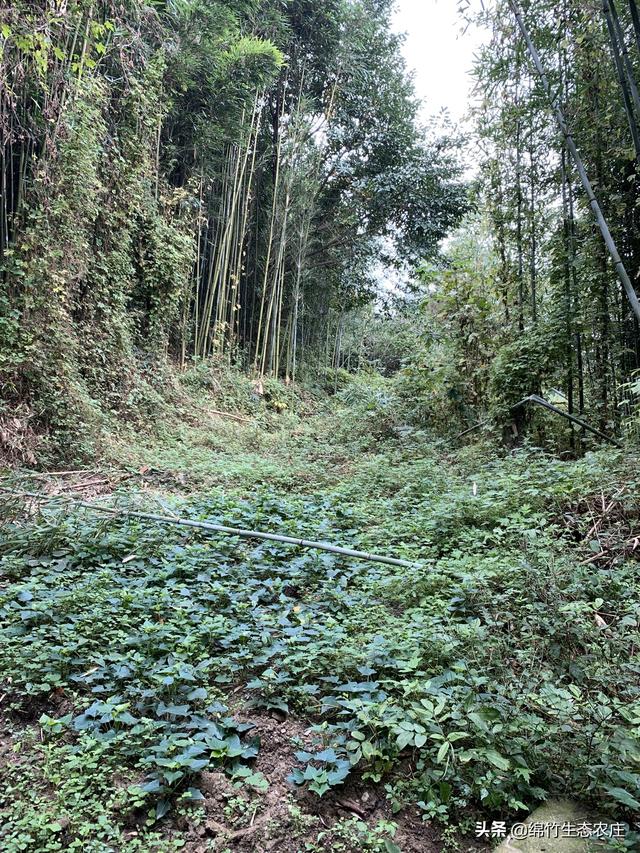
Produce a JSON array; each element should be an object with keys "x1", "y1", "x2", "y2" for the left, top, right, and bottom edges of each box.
[{"x1": 392, "y1": 0, "x2": 488, "y2": 127}]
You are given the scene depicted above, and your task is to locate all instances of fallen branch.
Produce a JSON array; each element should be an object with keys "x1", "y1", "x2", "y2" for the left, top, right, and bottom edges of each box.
[
  {"x1": 0, "y1": 488, "x2": 416, "y2": 569},
  {"x1": 456, "y1": 395, "x2": 621, "y2": 447},
  {"x1": 205, "y1": 808, "x2": 274, "y2": 841},
  {"x1": 58, "y1": 478, "x2": 113, "y2": 491},
  {"x1": 580, "y1": 551, "x2": 605, "y2": 565},
  {"x1": 456, "y1": 419, "x2": 490, "y2": 440},
  {"x1": 0, "y1": 469, "x2": 96, "y2": 480},
  {"x1": 513, "y1": 395, "x2": 623, "y2": 448}
]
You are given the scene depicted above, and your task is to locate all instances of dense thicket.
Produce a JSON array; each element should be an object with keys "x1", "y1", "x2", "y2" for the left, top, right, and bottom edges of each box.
[
  {"x1": 419, "y1": 0, "x2": 640, "y2": 447},
  {"x1": 0, "y1": 0, "x2": 465, "y2": 459}
]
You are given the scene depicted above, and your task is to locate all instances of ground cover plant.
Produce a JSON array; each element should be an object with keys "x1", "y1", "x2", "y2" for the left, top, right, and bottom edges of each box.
[
  {"x1": 4, "y1": 0, "x2": 640, "y2": 849},
  {"x1": 1, "y1": 388, "x2": 639, "y2": 851}
]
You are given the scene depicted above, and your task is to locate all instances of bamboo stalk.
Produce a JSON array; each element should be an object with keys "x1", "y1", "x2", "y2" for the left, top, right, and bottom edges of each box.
[
  {"x1": 227, "y1": 100, "x2": 260, "y2": 356},
  {"x1": 186, "y1": 173, "x2": 205, "y2": 366},
  {"x1": 602, "y1": 0, "x2": 640, "y2": 160},
  {"x1": 513, "y1": 394, "x2": 622, "y2": 446},
  {"x1": 515, "y1": 64, "x2": 525, "y2": 331},
  {"x1": 628, "y1": 0, "x2": 640, "y2": 56},
  {"x1": 199, "y1": 155, "x2": 235, "y2": 357},
  {"x1": 456, "y1": 396, "x2": 621, "y2": 447},
  {"x1": 528, "y1": 80, "x2": 537, "y2": 323},
  {"x1": 290, "y1": 213, "x2": 310, "y2": 385},
  {"x1": 610, "y1": 0, "x2": 640, "y2": 118},
  {"x1": 508, "y1": 0, "x2": 640, "y2": 323},
  {"x1": 270, "y1": 192, "x2": 290, "y2": 375},
  {"x1": 254, "y1": 94, "x2": 285, "y2": 374},
  {"x1": 561, "y1": 146, "x2": 575, "y2": 447},
  {"x1": 0, "y1": 489, "x2": 416, "y2": 569}
]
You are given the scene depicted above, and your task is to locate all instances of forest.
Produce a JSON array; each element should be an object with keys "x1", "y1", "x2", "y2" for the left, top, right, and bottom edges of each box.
[{"x1": 0, "y1": 0, "x2": 639, "y2": 851}]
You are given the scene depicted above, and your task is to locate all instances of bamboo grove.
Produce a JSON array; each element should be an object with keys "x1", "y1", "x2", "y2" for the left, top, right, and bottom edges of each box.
[
  {"x1": 0, "y1": 0, "x2": 465, "y2": 455},
  {"x1": 5, "y1": 0, "x2": 640, "y2": 459},
  {"x1": 454, "y1": 0, "x2": 640, "y2": 443}
]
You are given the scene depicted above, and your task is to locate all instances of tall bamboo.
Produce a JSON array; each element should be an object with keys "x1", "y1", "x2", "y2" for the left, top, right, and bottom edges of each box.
[
  {"x1": 509, "y1": 0, "x2": 640, "y2": 323},
  {"x1": 602, "y1": 0, "x2": 640, "y2": 160},
  {"x1": 628, "y1": 0, "x2": 640, "y2": 56},
  {"x1": 610, "y1": 0, "x2": 640, "y2": 118},
  {"x1": 253, "y1": 89, "x2": 285, "y2": 373}
]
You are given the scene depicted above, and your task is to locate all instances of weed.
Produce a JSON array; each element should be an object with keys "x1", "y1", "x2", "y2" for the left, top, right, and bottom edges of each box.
[{"x1": 1, "y1": 392, "x2": 639, "y2": 849}]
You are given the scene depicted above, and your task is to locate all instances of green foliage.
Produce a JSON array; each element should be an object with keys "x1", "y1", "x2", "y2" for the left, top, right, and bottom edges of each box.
[
  {"x1": 489, "y1": 324, "x2": 562, "y2": 421},
  {"x1": 333, "y1": 373, "x2": 403, "y2": 445},
  {"x1": 1, "y1": 407, "x2": 639, "y2": 847},
  {"x1": 337, "y1": 302, "x2": 423, "y2": 377},
  {"x1": 0, "y1": 36, "x2": 197, "y2": 459},
  {"x1": 0, "y1": 0, "x2": 466, "y2": 458},
  {"x1": 460, "y1": 0, "x2": 640, "y2": 443},
  {"x1": 334, "y1": 220, "x2": 502, "y2": 438},
  {"x1": 324, "y1": 0, "x2": 468, "y2": 264},
  {"x1": 218, "y1": 35, "x2": 284, "y2": 82},
  {"x1": 304, "y1": 816, "x2": 401, "y2": 852}
]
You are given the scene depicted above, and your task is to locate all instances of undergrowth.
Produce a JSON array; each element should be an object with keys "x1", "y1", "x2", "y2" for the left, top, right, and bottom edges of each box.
[{"x1": 0, "y1": 378, "x2": 639, "y2": 851}]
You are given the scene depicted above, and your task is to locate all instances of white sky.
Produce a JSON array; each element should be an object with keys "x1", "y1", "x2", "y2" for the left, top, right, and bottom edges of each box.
[{"x1": 392, "y1": 0, "x2": 489, "y2": 127}]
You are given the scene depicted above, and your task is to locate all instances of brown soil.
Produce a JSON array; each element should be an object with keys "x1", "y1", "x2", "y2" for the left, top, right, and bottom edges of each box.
[{"x1": 157, "y1": 709, "x2": 491, "y2": 853}]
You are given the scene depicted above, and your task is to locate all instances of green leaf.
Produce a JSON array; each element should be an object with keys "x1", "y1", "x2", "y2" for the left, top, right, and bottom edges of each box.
[
  {"x1": 155, "y1": 799, "x2": 170, "y2": 820},
  {"x1": 437, "y1": 741, "x2": 450, "y2": 763},
  {"x1": 396, "y1": 731, "x2": 414, "y2": 750},
  {"x1": 468, "y1": 712, "x2": 488, "y2": 731},
  {"x1": 483, "y1": 750, "x2": 510, "y2": 771},
  {"x1": 163, "y1": 770, "x2": 183, "y2": 784},
  {"x1": 605, "y1": 787, "x2": 640, "y2": 810},
  {"x1": 183, "y1": 788, "x2": 205, "y2": 801}
]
